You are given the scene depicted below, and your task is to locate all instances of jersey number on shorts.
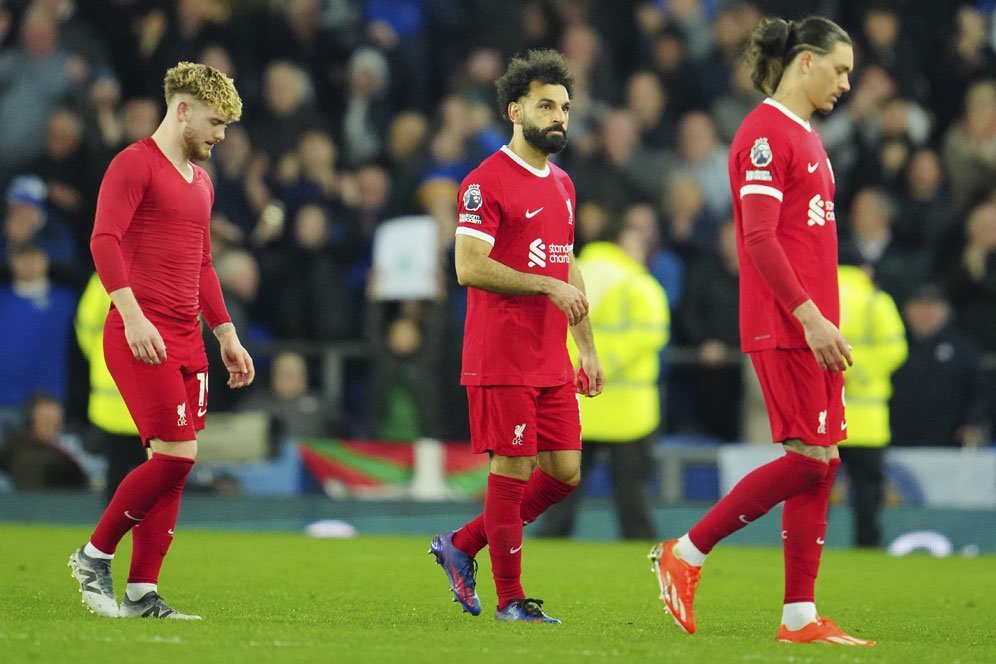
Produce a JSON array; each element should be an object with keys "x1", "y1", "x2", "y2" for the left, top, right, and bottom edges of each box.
[{"x1": 196, "y1": 372, "x2": 209, "y2": 417}]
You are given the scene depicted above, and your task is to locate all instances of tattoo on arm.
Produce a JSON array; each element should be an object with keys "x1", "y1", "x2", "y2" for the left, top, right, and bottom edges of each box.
[{"x1": 213, "y1": 322, "x2": 235, "y2": 339}]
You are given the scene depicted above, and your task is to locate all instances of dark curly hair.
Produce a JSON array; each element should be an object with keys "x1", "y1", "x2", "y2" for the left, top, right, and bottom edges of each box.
[{"x1": 495, "y1": 49, "x2": 574, "y2": 121}]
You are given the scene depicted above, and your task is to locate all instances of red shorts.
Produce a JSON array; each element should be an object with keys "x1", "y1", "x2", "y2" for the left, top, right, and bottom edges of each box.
[
  {"x1": 749, "y1": 348, "x2": 847, "y2": 447},
  {"x1": 466, "y1": 382, "x2": 582, "y2": 457},
  {"x1": 103, "y1": 308, "x2": 209, "y2": 444}
]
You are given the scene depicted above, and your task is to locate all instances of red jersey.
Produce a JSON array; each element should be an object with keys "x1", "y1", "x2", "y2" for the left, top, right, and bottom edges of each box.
[
  {"x1": 729, "y1": 99, "x2": 840, "y2": 352},
  {"x1": 91, "y1": 138, "x2": 229, "y2": 329},
  {"x1": 456, "y1": 146, "x2": 576, "y2": 386}
]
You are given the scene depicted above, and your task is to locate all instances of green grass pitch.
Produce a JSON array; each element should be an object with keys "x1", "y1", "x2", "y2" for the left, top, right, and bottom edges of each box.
[{"x1": 1, "y1": 524, "x2": 993, "y2": 663}]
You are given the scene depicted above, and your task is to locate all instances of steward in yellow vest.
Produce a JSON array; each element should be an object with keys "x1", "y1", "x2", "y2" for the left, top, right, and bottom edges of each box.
[
  {"x1": 836, "y1": 264, "x2": 907, "y2": 547},
  {"x1": 540, "y1": 225, "x2": 669, "y2": 539},
  {"x1": 76, "y1": 273, "x2": 144, "y2": 500}
]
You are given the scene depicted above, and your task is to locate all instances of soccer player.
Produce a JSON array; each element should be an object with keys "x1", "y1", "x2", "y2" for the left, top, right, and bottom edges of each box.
[
  {"x1": 649, "y1": 17, "x2": 876, "y2": 645},
  {"x1": 429, "y1": 49, "x2": 604, "y2": 624},
  {"x1": 68, "y1": 62, "x2": 254, "y2": 620}
]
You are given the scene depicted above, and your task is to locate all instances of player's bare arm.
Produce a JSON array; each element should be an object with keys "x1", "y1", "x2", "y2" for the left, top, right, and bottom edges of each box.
[
  {"x1": 107, "y1": 286, "x2": 166, "y2": 365},
  {"x1": 455, "y1": 234, "x2": 589, "y2": 325},
  {"x1": 567, "y1": 256, "x2": 604, "y2": 396},
  {"x1": 213, "y1": 322, "x2": 255, "y2": 388},
  {"x1": 793, "y1": 299, "x2": 853, "y2": 372}
]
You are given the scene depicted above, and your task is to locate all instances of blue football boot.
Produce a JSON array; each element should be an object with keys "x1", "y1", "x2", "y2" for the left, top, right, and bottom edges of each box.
[{"x1": 429, "y1": 530, "x2": 481, "y2": 616}]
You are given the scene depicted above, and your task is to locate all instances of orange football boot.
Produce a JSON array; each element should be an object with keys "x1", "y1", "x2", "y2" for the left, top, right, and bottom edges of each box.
[
  {"x1": 777, "y1": 616, "x2": 876, "y2": 645},
  {"x1": 649, "y1": 539, "x2": 701, "y2": 634}
]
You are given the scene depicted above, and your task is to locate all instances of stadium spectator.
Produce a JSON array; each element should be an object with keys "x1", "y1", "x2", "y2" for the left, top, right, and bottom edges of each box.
[
  {"x1": 0, "y1": 392, "x2": 90, "y2": 491},
  {"x1": 839, "y1": 187, "x2": 929, "y2": 306},
  {"x1": 943, "y1": 79, "x2": 996, "y2": 213},
  {"x1": 203, "y1": 249, "x2": 265, "y2": 413},
  {"x1": 0, "y1": 5, "x2": 87, "y2": 179},
  {"x1": 624, "y1": 69, "x2": 679, "y2": 149},
  {"x1": 678, "y1": 220, "x2": 743, "y2": 441},
  {"x1": 259, "y1": 203, "x2": 362, "y2": 342},
  {"x1": 1, "y1": 175, "x2": 78, "y2": 278},
  {"x1": 896, "y1": 148, "x2": 956, "y2": 251},
  {"x1": 711, "y1": 59, "x2": 765, "y2": 143},
  {"x1": 249, "y1": 60, "x2": 325, "y2": 162},
  {"x1": 365, "y1": 300, "x2": 445, "y2": 442},
  {"x1": 340, "y1": 47, "x2": 392, "y2": 168},
  {"x1": 0, "y1": 244, "x2": 78, "y2": 422},
  {"x1": 926, "y1": 5, "x2": 996, "y2": 139},
  {"x1": 238, "y1": 350, "x2": 343, "y2": 454},
  {"x1": 650, "y1": 16, "x2": 876, "y2": 646},
  {"x1": 667, "y1": 111, "x2": 732, "y2": 219},
  {"x1": 890, "y1": 284, "x2": 991, "y2": 448},
  {"x1": 661, "y1": 174, "x2": 718, "y2": 257},
  {"x1": 942, "y1": 201, "x2": 996, "y2": 354},
  {"x1": 624, "y1": 202, "x2": 685, "y2": 310},
  {"x1": 28, "y1": 108, "x2": 100, "y2": 257}
]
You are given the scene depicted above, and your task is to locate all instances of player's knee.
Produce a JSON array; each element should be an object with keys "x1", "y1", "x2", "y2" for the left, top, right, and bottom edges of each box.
[
  {"x1": 149, "y1": 438, "x2": 198, "y2": 460},
  {"x1": 783, "y1": 438, "x2": 832, "y2": 463}
]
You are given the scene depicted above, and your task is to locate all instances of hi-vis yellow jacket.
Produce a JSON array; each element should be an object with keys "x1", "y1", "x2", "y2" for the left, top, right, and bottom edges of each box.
[
  {"x1": 837, "y1": 265, "x2": 907, "y2": 447},
  {"x1": 568, "y1": 242, "x2": 670, "y2": 441},
  {"x1": 75, "y1": 273, "x2": 138, "y2": 435}
]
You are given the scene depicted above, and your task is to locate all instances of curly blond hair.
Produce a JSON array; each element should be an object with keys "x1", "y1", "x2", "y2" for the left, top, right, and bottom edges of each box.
[{"x1": 163, "y1": 61, "x2": 242, "y2": 122}]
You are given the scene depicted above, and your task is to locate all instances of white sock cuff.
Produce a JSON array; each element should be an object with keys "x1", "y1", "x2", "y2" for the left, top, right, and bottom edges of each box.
[
  {"x1": 781, "y1": 601, "x2": 818, "y2": 630},
  {"x1": 677, "y1": 534, "x2": 707, "y2": 567},
  {"x1": 126, "y1": 583, "x2": 158, "y2": 601},
  {"x1": 84, "y1": 542, "x2": 113, "y2": 559}
]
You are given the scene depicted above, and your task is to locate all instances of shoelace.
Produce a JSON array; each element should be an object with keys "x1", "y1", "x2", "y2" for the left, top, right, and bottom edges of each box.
[
  {"x1": 459, "y1": 557, "x2": 479, "y2": 588},
  {"x1": 131, "y1": 592, "x2": 176, "y2": 616},
  {"x1": 512, "y1": 598, "x2": 546, "y2": 618}
]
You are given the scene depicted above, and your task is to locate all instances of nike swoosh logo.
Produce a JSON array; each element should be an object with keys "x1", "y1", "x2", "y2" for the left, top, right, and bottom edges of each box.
[
  {"x1": 168, "y1": 529, "x2": 175, "y2": 536},
  {"x1": 509, "y1": 544, "x2": 523, "y2": 554},
  {"x1": 525, "y1": 207, "x2": 543, "y2": 219},
  {"x1": 739, "y1": 514, "x2": 751, "y2": 524},
  {"x1": 197, "y1": 407, "x2": 208, "y2": 417},
  {"x1": 816, "y1": 537, "x2": 825, "y2": 545},
  {"x1": 807, "y1": 162, "x2": 819, "y2": 173},
  {"x1": 124, "y1": 510, "x2": 143, "y2": 522}
]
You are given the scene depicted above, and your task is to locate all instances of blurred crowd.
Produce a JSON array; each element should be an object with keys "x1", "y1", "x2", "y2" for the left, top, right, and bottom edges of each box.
[{"x1": 1, "y1": 0, "x2": 995, "y2": 489}]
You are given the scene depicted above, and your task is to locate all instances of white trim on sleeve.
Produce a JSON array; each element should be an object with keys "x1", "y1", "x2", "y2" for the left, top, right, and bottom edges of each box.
[
  {"x1": 739, "y1": 184, "x2": 784, "y2": 202},
  {"x1": 455, "y1": 226, "x2": 496, "y2": 246}
]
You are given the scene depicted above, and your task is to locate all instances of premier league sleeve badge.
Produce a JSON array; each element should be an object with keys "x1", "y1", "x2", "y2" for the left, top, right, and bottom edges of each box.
[
  {"x1": 462, "y1": 183, "x2": 483, "y2": 211},
  {"x1": 750, "y1": 137, "x2": 773, "y2": 168}
]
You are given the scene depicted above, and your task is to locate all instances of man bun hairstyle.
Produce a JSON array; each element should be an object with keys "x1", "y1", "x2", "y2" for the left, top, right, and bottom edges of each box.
[
  {"x1": 495, "y1": 49, "x2": 574, "y2": 121},
  {"x1": 163, "y1": 61, "x2": 243, "y2": 122},
  {"x1": 744, "y1": 16, "x2": 851, "y2": 95}
]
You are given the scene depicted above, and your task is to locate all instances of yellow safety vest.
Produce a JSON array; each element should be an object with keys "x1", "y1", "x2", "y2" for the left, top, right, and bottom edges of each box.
[
  {"x1": 568, "y1": 242, "x2": 670, "y2": 441},
  {"x1": 75, "y1": 273, "x2": 138, "y2": 435},
  {"x1": 837, "y1": 265, "x2": 907, "y2": 447}
]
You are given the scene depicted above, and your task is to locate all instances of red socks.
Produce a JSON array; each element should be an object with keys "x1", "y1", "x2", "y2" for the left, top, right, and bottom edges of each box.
[
  {"x1": 452, "y1": 468, "x2": 577, "y2": 557},
  {"x1": 90, "y1": 453, "x2": 194, "y2": 554},
  {"x1": 483, "y1": 473, "x2": 527, "y2": 610},
  {"x1": 783, "y1": 457, "x2": 839, "y2": 603},
  {"x1": 688, "y1": 451, "x2": 828, "y2": 553},
  {"x1": 128, "y1": 472, "x2": 188, "y2": 584},
  {"x1": 520, "y1": 467, "x2": 577, "y2": 525}
]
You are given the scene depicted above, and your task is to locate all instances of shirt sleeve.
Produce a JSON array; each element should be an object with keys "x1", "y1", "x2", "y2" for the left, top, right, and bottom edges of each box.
[
  {"x1": 89, "y1": 147, "x2": 150, "y2": 293},
  {"x1": 741, "y1": 193, "x2": 809, "y2": 311},
  {"x1": 198, "y1": 205, "x2": 231, "y2": 330},
  {"x1": 733, "y1": 130, "x2": 809, "y2": 311},
  {"x1": 455, "y1": 172, "x2": 501, "y2": 246}
]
